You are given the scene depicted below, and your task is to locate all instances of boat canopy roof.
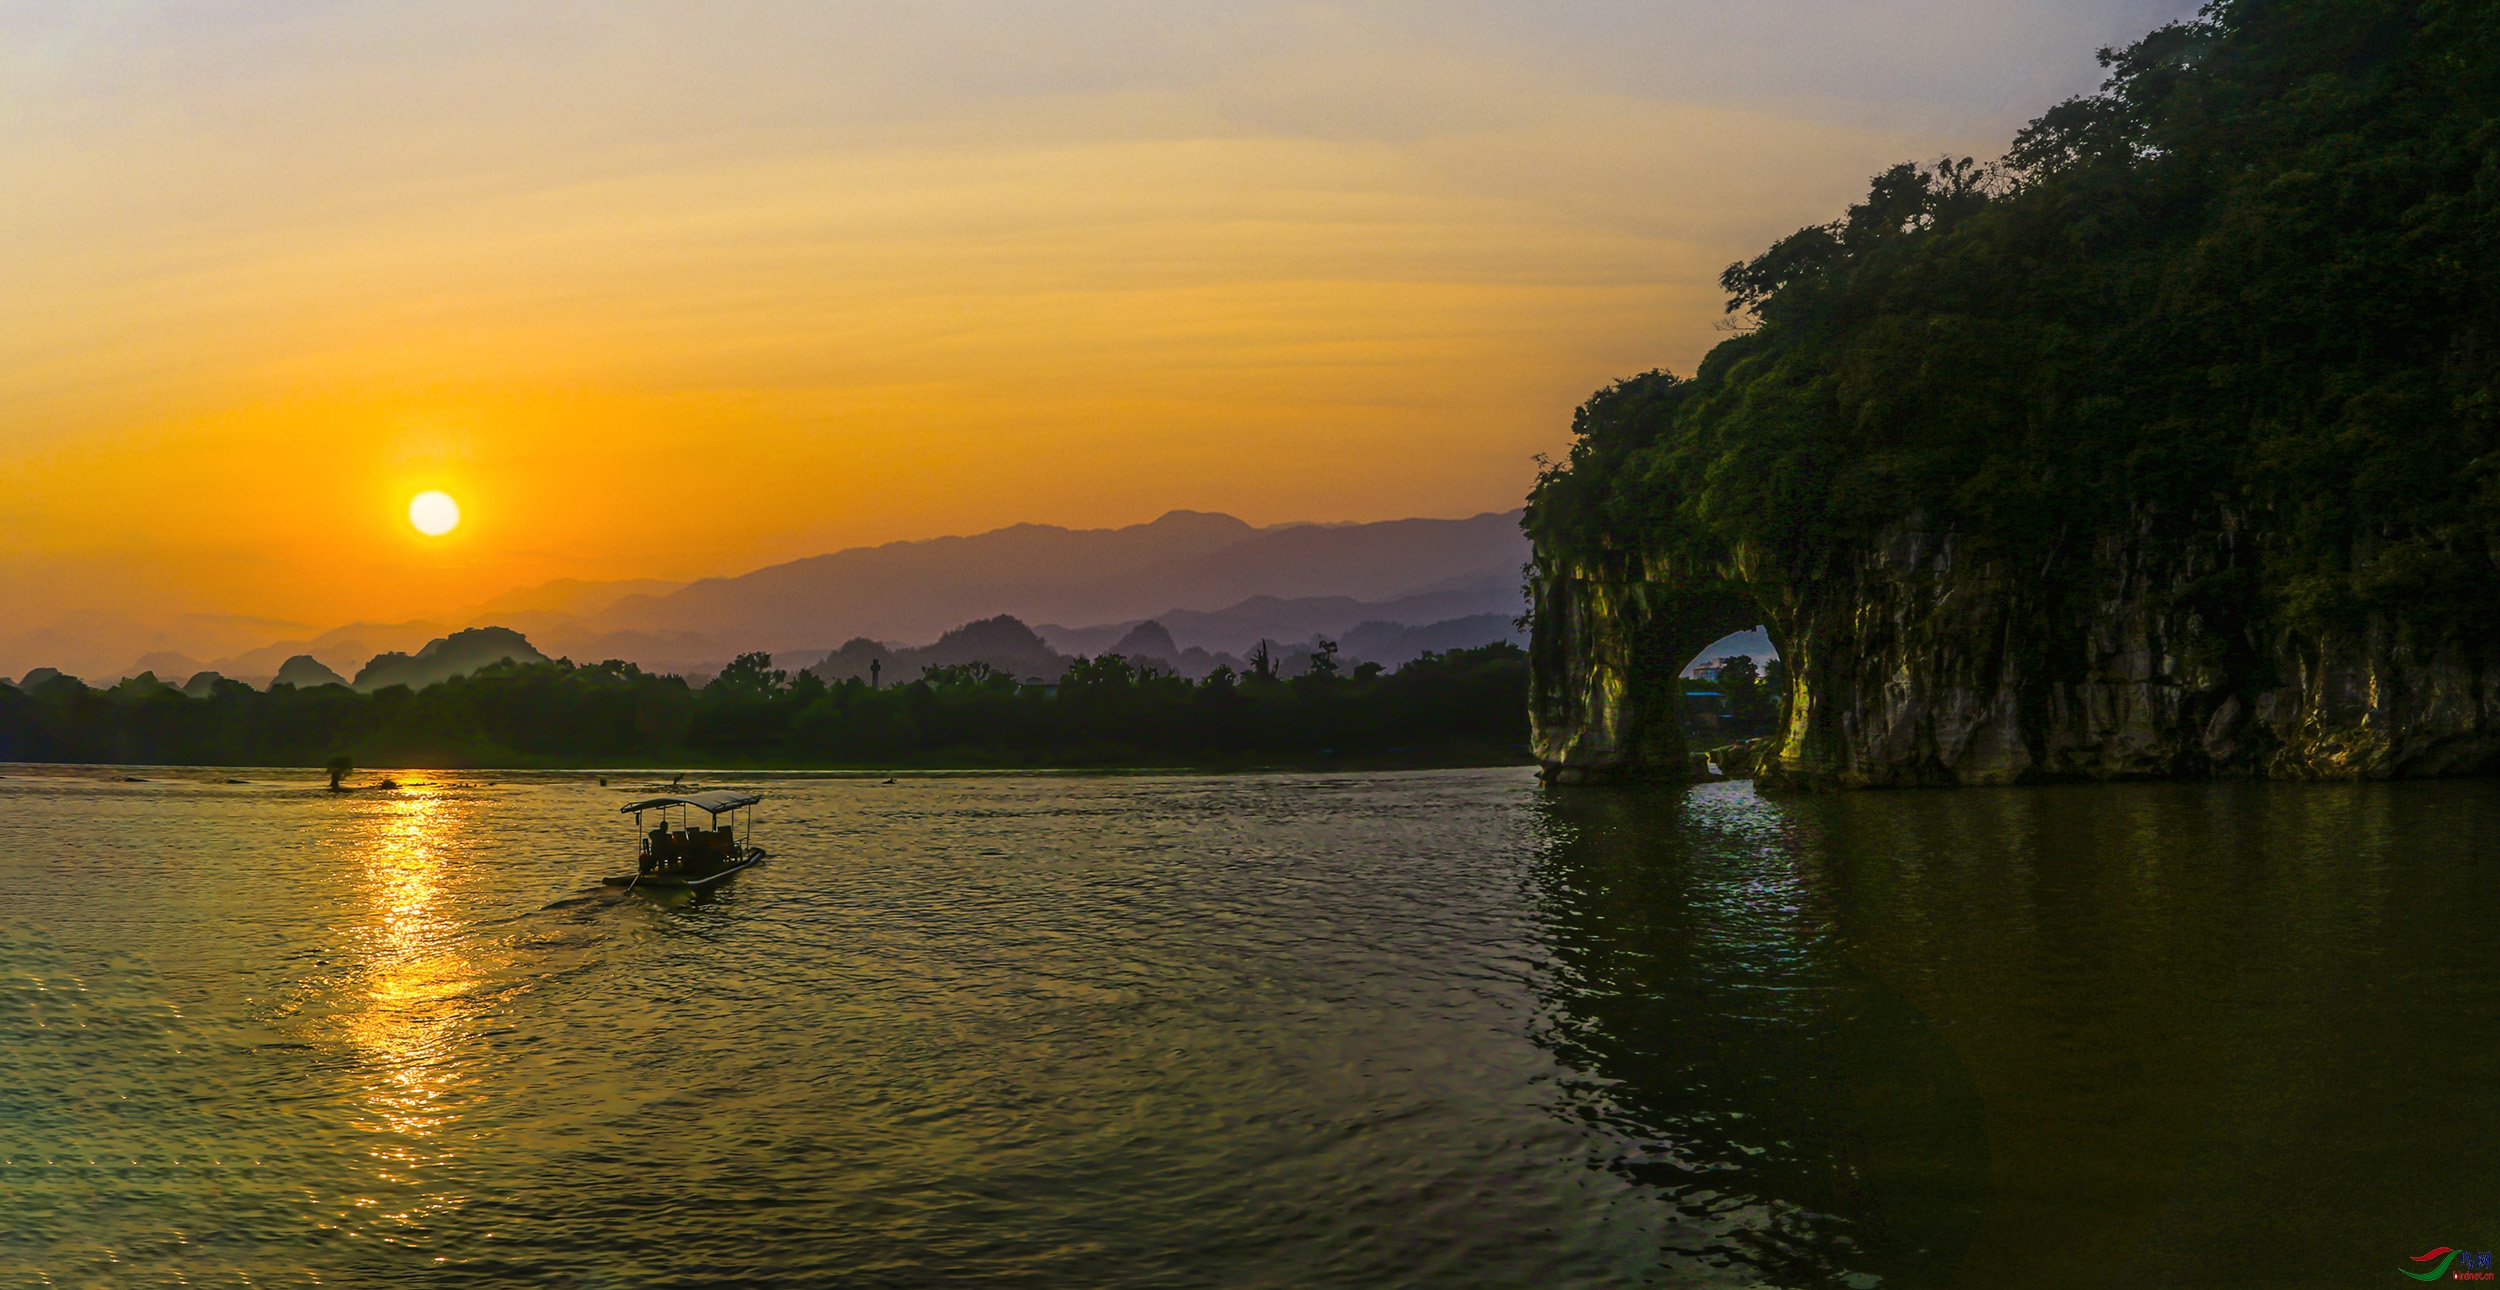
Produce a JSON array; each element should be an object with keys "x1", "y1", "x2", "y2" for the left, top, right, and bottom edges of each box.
[{"x1": 619, "y1": 790, "x2": 761, "y2": 815}]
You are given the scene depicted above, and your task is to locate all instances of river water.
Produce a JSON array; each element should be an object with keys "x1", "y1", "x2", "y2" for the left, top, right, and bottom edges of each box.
[{"x1": 0, "y1": 766, "x2": 2492, "y2": 1288}]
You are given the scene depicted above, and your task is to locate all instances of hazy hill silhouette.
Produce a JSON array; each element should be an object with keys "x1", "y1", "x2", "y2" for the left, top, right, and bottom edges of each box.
[
  {"x1": 273, "y1": 655, "x2": 349, "y2": 688},
  {"x1": 1339, "y1": 615, "x2": 1527, "y2": 666},
  {"x1": 1094, "y1": 620, "x2": 1236, "y2": 678},
  {"x1": 790, "y1": 605, "x2": 1523, "y2": 687},
  {"x1": 1110, "y1": 621, "x2": 1181, "y2": 662},
  {"x1": 566, "y1": 510, "x2": 1525, "y2": 653},
  {"x1": 0, "y1": 610, "x2": 312, "y2": 690},
  {"x1": 352, "y1": 627, "x2": 547, "y2": 692},
  {"x1": 201, "y1": 621, "x2": 454, "y2": 688},
  {"x1": 45, "y1": 508, "x2": 1528, "y2": 686},
  {"x1": 808, "y1": 615, "x2": 1067, "y2": 686},
  {"x1": 1035, "y1": 580, "x2": 1519, "y2": 658}
]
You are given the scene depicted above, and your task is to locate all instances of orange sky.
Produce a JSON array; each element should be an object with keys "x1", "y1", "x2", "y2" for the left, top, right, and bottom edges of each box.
[{"x1": 0, "y1": 2, "x2": 2192, "y2": 671}]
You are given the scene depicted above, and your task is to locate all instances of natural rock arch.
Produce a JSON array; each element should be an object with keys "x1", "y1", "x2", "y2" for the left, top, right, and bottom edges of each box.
[
  {"x1": 1528, "y1": 557, "x2": 1768, "y2": 783},
  {"x1": 1531, "y1": 525, "x2": 2500, "y2": 788}
]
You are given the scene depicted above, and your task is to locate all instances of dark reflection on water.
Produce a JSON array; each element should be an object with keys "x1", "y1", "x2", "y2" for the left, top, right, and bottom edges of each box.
[
  {"x1": 0, "y1": 767, "x2": 2492, "y2": 1288},
  {"x1": 1533, "y1": 779, "x2": 2500, "y2": 1288},
  {"x1": 1529, "y1": 786, "x2": 1988, "y2": 1289}
]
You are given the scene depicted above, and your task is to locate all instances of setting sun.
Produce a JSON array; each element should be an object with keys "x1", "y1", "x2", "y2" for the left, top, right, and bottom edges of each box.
[{"x1": 409, "y1": 491, "x2": 461, "y2": 537}]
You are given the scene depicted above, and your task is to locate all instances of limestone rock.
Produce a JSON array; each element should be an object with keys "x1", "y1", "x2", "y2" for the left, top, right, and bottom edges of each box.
[{"x1": 1529, "y1": 524, "x2": 2500, "y2": 787}]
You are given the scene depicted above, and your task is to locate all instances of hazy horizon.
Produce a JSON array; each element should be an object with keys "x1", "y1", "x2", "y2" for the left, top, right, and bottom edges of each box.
[{"x1": 0, "y1": 504, "x2": 1534, "y2": 681}]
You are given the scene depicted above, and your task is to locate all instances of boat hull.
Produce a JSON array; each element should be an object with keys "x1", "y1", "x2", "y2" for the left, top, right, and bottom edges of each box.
[{"x1": 604, "y1": 847, "x2": 767, "y2": 890}]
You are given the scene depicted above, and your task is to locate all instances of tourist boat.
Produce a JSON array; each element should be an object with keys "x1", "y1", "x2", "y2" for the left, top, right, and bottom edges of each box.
[{"x1": 605, "y1": 790, "x2": 768, "y2": 890}]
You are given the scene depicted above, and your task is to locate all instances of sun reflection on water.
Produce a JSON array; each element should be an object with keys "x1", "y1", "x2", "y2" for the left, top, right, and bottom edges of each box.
[{"x1": 339, "y1": 778, "x2": 482, "y2": 1222}]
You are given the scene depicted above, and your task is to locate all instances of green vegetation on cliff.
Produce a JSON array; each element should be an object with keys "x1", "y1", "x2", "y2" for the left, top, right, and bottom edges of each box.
[
  {"x1": 1527, "y1": 0, "x2": 2500, "y2": 640},
  {"x1": 0, "y1": 645, "x2": 1527, "y2": 770}
]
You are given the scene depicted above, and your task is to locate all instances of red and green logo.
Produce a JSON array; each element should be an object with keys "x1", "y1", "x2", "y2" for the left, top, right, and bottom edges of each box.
[
  {"x1": 2408, "y1": 1249, "x2": 2461, "y2": 1281},
  {"x1": 2409, "y1": 1247, "x2": 2497, "y2": 1281}
]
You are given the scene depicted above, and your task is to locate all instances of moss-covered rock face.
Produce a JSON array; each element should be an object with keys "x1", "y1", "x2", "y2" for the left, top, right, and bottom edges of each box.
[
  {"x1": 1527, "y1": 0, "x2": 2500, "y2": 787},
  {"x1": 1527, "y1": 557, "x2": 1755, "y2": 782},
  {"x1": 1533, "y1": 523, "x2": 2500, "y2": 787}
]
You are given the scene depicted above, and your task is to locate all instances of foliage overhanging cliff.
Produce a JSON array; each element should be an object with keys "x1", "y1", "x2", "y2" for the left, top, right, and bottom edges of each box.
[{"x1": 1525, "y1": 0, "x2": 2500, "y2": 785}]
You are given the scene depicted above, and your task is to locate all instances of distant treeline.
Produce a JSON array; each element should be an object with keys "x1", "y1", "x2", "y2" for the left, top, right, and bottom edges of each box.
[{"x1": 0, "y1": 643, "x2": 1529, "y2": 770}]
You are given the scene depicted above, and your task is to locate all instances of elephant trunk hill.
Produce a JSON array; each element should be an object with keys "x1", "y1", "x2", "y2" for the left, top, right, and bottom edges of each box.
[{"x1": 1525, "y1": 0, "x2": 2500, "y2": 787}]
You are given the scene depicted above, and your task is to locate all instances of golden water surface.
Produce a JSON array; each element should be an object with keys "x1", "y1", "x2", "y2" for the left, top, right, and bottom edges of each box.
[{"x1": 0, "y1": 768, "x2": 2491, "y2": 1287}]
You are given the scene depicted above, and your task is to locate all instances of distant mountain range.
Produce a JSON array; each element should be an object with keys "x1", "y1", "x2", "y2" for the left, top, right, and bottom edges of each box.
[
  {"x1": 9, "y1": 509, "x2": 1535, "y2": 688},
  {"x1": 805, "y1": 616, "x2": 1073, "y2": 686},
  {"x1": 1033, "y1": 583, "x2": 1520, "y2": 658},
  {"x1": 799, "y1": 602, "x2": 1531, "y2": 687},
  {"x1": 81, "y1": 627, "x2": 552, "y2": 696},
  {"x1": 534, "y1": 509, "x2": 1528, "y2": 661}
]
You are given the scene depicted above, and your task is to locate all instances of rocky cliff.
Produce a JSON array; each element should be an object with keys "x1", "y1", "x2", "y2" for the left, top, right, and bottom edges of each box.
[
  {"x1": 1531, "y1": 523, "x2": 2500, "y2": 787},
  {"x1": 1524, "y1": 1, "x2": 2500, "y2": 788}
]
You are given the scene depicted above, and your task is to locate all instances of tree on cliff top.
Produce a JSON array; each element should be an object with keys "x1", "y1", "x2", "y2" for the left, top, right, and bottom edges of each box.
[{"x1": 1526, "y1": 0, "x2": 2500, "y2": 637}]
